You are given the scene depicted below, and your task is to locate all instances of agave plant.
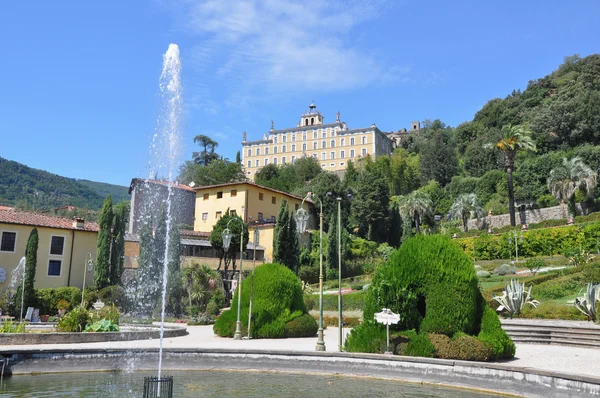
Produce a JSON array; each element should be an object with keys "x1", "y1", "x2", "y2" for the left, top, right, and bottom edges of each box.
[
  {"x1": 574, "y1": 283, "x2": 600, "y2": 321},
  {"x1": 493, "y1": 279, "x2": 540, "y2": 316}
]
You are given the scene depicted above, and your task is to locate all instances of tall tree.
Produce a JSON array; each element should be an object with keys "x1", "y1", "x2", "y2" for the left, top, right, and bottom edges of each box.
[
  {"x1": 343, "y1": 160, "x2": 359, "y2": 191},
  {"x1": 326, "y1": 213, "x2": 338, "y2": 280},
  {"x1": 397, "y1": 191, "x2": 433, "y2": 234},
  {"x1": 23, "y1": 228, "x2": 38, "y2": 310},
  {"x1": 95, "y1": 195, "x2": 113, "y2": 289},
  {"x1": 486, "y1": 124, "x2": 536, "y2": 226},
  {"x1": 419, "y1": 130, "x2": 459, "y2": 186},
  {"x1": 351, "y1": 167, "x2": 390, "y2": 243},
  {"x1": 209, "y1": 210, "x2": 249, "y2": 271},
  {"x1": 235, "y1": 151, "x2": 241, "y2": 164},
  {"x1": 179, "y1": 158, "x2": 246, "y2": 187},
  {"x1": 449, "y1": 193, "x2": 484, "y2": 232},
  {"x1": 388, "y1": 202, "x2": 402, "y2": 247},
  {"x1": 547, "y1": 157, "x2": 598, "y2": 217},
  {"x1": 192, "y1": 134, "x2": 219, "y2": 166},
  {"x1": 273, "y1": 200, "x2": 299, "y2": 273},
  {"x1": 109, "y1": 202, "x2": 128, "y2": 285}
]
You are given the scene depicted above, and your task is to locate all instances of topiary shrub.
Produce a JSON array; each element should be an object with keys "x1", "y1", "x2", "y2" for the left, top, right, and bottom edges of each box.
[
  {"x1": 213, "y1": 263, "x2": 316, "y2": 338},
  {"x1": 493, "y1": 264, "x2": 517, "y2": 276},
  {"x1": 429, "y1": 333, "x2": 492, "y2": 362},
  {"x1": 477, "y1": 305, "x2": 515, "y2": 359},
  {"x1": 284, "y1": 313, "x2": 318, "y2": 337},
  {"x1": 344, "y1": 235, "x2": 514, "y2": 361}
]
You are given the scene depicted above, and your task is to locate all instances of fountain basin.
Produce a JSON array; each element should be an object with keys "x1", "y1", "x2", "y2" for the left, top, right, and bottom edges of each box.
[
  {"x1": 4, "y1": 348, "x2": 600, "y2": 397},
  {"x1": 0, "y1": 324, "x2": 187, "y2": 345}
]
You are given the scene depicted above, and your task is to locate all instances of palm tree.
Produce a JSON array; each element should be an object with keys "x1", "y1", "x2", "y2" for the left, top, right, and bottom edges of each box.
[
  {"x1": 547, "y1": 157, "x2": 597, "y2": 218},
  {"x1": 486, "y1": 124, "x2": 536, "y2": 226},
  {"x1": 449, "y1": 193, "x2": 484, "y2": 232},
  {"x1": 397, "y1": 191, "x2": 433, "y2": 234}
]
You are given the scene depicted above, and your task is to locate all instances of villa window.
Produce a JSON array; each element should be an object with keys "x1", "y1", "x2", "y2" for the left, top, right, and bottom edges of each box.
[
  {"x1": 258, "y1": 212, "x2": 264, "y2": 220},
  {"x1": 322, "y1": 141, "x2": 326, "y2": 149},
  {"x1": 303, "y1": 132, "x2": 307, "y2": 141},
  {"x1": 313, "y1": 132, "x2": 318, "y2": 139},
  {"x1": 362, "y1": 136, "x2": 366, "y2": 144},
  {"x1": 217, "y1": 191, "x2": 223, "y2": 199},
  {"x1": 321, "y1": 153, "x2": 326, "y2": 160},
  {"x1": 283, "y1": 136, "x2": 287, "y2": 143},
  {"x1": 230, "y1": 210, "x2": 237, "y2": 216},
  {"x1": 203, "y1": 193, "x2": 209, "y2": 200},
  {"x1": 216, "y1": 211, "x2": 222, "y2": 219},
  {"x1": 265, "y1": 147, "x2": 269, "y2": 155},
  {"x1": 247, "y1": 149, "x2": 251, "y2": 157},
  {"x1": 350, "y1": 149, "x2": 355, "y2": 157},
  {"x1": 272, "y1": 196, "x2": 276, "y2": 204},
  {"x1": 282, "y1": 156, "x2": 286, "y2": 164},
  {"x1": 202, "y1": 212, "x2": 208, "y2": 220},
  {"x1": 50, "y1": 236, "x2": 65, "y2": 256},
  {"x1": 302, "y1": 143, "x2": 307, "y2": 151},
  {"x1": 255, "y1": 160, "x2": 259, "y2": 167},
  {"x1": 259, "y1": 193, "x2": 264, "y2": 201},
  {"x1": 313, "y1": 142, "x2": 317, "y2": 150},
  {"x1": 48, "y1": 260, "x2": 62, "y2": 276},
  {"x1": 274, "y1": 146, "x2": 278, "y2": 154},
  {"x1": 274, "y1": 158, "x2": 278, "y2": 165},
  {"x1": 292, "y1": 134, "x2": 296, "y2": 142},
  {"x1": 256, "y1": 148, "x2": 260, "y2": 156},
  {"x1": 274, "y1": 137, "x2": 278, "y2": 144},
  {"x1": 247, "y1": 160, "x2": 251, "y2": 168},
  {"x1": 350, "y1": 137, "x2": 355, "y2": 145},
  {"x1": 362, "y1": 148, "x2": 367, "y2": 156},
  {"x1": 341, "y1": 138, "x2": 345, "y2": 146},
  {"x1": 292, "y1": 144, "x2": 296, "y2": 152},
  {"x1": 282, "y1": 145, "x2": 286, "y2": 152},
  {"x1": 341, "y1": 150, "x2": 345, "y2": 158},
  {"x1": 0, "y1": 231, "x2": 16, "y2": 252},
  {"x1": 291, "y1": 155, "x2": 296, "y2": 163},
  {"x1": 231, "y1": 190, "x2": 237, "y2": 197},
  {"x1": 330, "y1": 140, "x2": 335, "y2": 148},
  {"x1": 330, "y1": 152, "x2": 335, "y2": 160},
  {"x1": 322, "y1": 131, "x2": 326, "y2": 138},
  {"x1": 264, "y1": 158, "x2": 268, "y2": 166}
]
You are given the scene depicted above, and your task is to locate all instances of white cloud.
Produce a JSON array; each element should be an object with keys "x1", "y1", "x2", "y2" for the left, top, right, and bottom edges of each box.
[{"x1": 171, "y1": 0, "x2": 407, "y2": 106}]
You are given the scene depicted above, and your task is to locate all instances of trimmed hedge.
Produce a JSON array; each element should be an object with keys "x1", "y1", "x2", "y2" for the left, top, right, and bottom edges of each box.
[
  {"x1": 35, "y1": 287, "x2": 81, "y2": 315},
  {"x1": 303, "y1": 291, "x2": 366, "y2": 312},
  {"x1": 477, "y1": 305, "x2": 515, "y2": 359},
  {"x1": 214, "y1": 263, "x2": 317, "y2": 338},
  {"x1": 457, "y1": 221, "x2": 600, "y2": 260}
]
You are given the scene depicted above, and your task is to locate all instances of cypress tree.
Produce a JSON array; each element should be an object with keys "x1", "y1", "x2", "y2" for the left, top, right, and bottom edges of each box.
[
  {"x1": 23, "y1": 228, "x2": 38, "y2": 310},
  {"x1": 287, "y1": 213, "x2": 299, "y2": 274},
  {"x1": 95, "y1": 195, "x2": 113, "y2": 289},
  {"x1": 388, "y1": 202, "x2": 402, "y2": 247},
  {"x1": 273, "y1": 200, "x2": 289, "y2": 264},
  {"x1": 110, "y1": 203, "x2": 127, "y2": 286},
  {"x1": 166, "y1": 225, "x2": 184, "y2": 316},
  {"x1": 326, "y1": 213, "x2": 338, "y2": 280}
]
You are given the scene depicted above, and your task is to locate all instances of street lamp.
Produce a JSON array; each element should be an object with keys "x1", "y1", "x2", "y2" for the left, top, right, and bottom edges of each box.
[
  {"x1": 327, "y1": 192, "x2": 352, "y2": 351},
  {"x1": 222, "y1": 218, "x2": 244, "y2": 340},
  {"x1": 296, "y1": 192, "x2": 325, "y2": 351},
  {"x1": 508, "y1": 230, "x2": 524, "y2": 265},
  {"x1": 81, "y1": 253, "x2": 93, "y2": 306},
  {"x1": 247, "y1": 224, "x2": 260, "y2": 339}
]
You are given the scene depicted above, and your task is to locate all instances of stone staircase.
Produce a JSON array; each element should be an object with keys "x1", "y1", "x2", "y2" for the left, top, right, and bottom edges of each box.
[{"x1": 501, "y1": 320, "x2": 600, "y2": 349}]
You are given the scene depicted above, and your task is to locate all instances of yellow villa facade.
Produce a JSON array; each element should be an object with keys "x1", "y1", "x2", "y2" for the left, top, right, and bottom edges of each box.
[
  {"x1": 241, "y1": 103, "x2": 394, "y2": 179},
  {"x1": 0, "y1": 210, "x2": 98, "y2": 295},
  {"x1": 193, "y1": 182, "x2": 315, "y2": 262}
]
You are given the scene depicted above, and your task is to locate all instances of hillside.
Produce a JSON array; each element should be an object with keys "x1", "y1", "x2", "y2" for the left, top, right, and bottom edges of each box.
[
  {"x1": 0, "y1": 157, "x2": 128, "y2": 211},
  {"x1": 76, "y1": 179, "x2": 129, "y2": 204}
]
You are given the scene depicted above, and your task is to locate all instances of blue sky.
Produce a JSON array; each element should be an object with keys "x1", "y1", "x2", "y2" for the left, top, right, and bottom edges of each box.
[{"x1": 1, "y1": 1, "x2": 598, "y2": 187}]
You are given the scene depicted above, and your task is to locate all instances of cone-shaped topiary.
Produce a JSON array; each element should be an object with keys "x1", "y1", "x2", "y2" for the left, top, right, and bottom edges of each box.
[{"x1": 214, "y1": 263, "x2": 317, "y2": 338}]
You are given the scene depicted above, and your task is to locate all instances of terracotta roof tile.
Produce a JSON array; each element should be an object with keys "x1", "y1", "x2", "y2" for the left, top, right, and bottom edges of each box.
[
  {"x1": 0, "y1": 210, "x2": 99, "y2": 232},
  {"x1": 0, "y1": 206, "x2": 14, "y2": 211},
  {"x1": 180, "y1": 230, "x2": 211, "y2": 238}
]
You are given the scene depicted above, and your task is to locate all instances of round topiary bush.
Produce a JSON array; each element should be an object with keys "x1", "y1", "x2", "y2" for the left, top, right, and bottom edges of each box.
[
  {"x1": 213, "y1": 263, "x2": 317, "y2": 338},
  {"x1": 345, "y1": 235, "x2": 514, "y2": 361}
]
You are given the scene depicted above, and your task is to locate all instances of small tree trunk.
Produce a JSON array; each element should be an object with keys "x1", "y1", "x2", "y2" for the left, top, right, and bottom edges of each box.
[
  {"x1": 415, "y1": 214, "x2": 421, "y2": 234},
  {"x1": 507, "y1": 167, "x2": 516, "y2": 227},
  {"x1": 463, "y1": 216, "x2": 468, "y2": 232}
]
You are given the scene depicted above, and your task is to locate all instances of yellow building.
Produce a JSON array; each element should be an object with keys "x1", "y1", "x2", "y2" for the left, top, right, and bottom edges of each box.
[
  {"x1": 242, "y1": 102, "x2": 394, "y2": 178},
  {"x1": 193, "y1": 181, "x2": 315, "y2": 262},
  {"x1": 0, "y1": 210, "x2": 98, "y2": 295}
]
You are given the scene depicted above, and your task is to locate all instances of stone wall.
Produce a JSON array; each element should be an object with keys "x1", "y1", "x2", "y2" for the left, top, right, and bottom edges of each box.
[{"x1": 467, "y1": 203, "x2": 588, "y2": 231}]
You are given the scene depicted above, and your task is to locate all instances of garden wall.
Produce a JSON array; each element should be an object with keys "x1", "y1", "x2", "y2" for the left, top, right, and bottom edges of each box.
[{"x1": 467, "y1": 203, "x2": 588, "y2": 230}]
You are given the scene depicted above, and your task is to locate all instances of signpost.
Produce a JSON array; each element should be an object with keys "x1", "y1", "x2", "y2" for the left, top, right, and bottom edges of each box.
[{"x1": 374, "y1": 308, "x2": 401, "y2": 355}]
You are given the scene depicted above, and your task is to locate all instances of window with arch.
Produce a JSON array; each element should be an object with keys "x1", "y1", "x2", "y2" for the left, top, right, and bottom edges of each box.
[
  {"x1": 330, "y1": 140, "x2": 335, "y2": 148},
  {"x1": 282, "y1": 156, "x2": 286, "y2": 163},
  {"x1": 341, "y1": 150, "x2": 345, "y2": 158},
  {"x1": 305, "y1": 119, "x2": 309, "y2": 126},
  {"x1": 303, "y1": 132, "x2": 307, "y2": 141},
  {"x1": 256, "y1": 159, "x2": 260, "y2": 167},
  {"x1": 322, "y1": 131, "x2": 326, "y2": 138},
  {"x1": 247, "y1": 149, "x2": 251, "y2": 157},
  {"x1": 292, "y1": 144, "x2": 296, "y2": 152},
  {"x1": 264, "y1": 158, "x2": 269, "y2": 166},
  {"x1": 313, "y1": 142, "x2": 317, "y2": 150},
  {"x1": 362, "y1": 148, "x2": 367, "y2": 156},
  {"x1": 311, "y1": 117, "x2": 314, "y2": 125},
  {"x1": 362, "y1": 136, "x2": 366, "y2": 145},
  {"x1": 274, "y1": 158, "x2": 278, "y2": 165},
  {"x1": 256, "y1": 148, "x2": 260, "y2": 156},
  {"x1": 322, "y1": 140, "x2": 326, "y2": 149},
  {"x1": 292, "y1": 134, "x2": 296, "y2": 142},
  {"x1": 313, "y1": 131, "x2": 318, "y2": 139},
  {"x1": 247, "y1": 160, "x2": 251, "y2": 168},
  {"x1": 350, "y1": 149, "x2": 355, "y2": 157},
  {"x1": 331, "y1": 129, "x2": 335, "y2": 137},
  {"x1": 283, "y1": 135, "x2": 287, "y2": 143},
  {"x1": 350, "y1": 137, "x2": 355, "y2": 145},
  {"x1": 302, "y1": 143, "x2": 307, "y2": 151},
  {"x1": 330, "y1": 152, "x2": 335, "y2": 160},
  {"x1": 274, "y1": 146, "x2": 278, "y2": 154},
  {"x1": 265, "y1": 147, "x2": 269, "y2": 155},
  {"x1": 341, "y1": 138, "x2": 345, "y2": 146},
  {"x1": 274, "y1": 137, "x2": 278, "y2": 144},
  {"x1": 282, "y1": 145, "x2": 287, "y2": 152}
]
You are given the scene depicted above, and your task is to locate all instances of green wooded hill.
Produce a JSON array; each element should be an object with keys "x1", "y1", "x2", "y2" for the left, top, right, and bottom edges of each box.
[{"x1": 0, "y1": 157, "x2": 128, "y2": 211}]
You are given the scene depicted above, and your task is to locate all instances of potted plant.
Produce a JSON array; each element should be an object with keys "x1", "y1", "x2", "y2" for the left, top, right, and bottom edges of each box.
[{"x1": 57, "y1": 299, "x2": 70, "y2": 318}]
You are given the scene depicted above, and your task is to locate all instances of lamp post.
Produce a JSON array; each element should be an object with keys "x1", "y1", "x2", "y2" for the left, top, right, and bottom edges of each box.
[
  {"x1": 222, "y1": 218, "x2": 244, "y2": 340},
  {"x1": 296, "y1": 192, "x2": 325, "y2": 351},
  {"x1": 508, "y1": 230, "x2": 524, "y2": 265},
  {"x1": 247, "y1": 224, "x2": 259, "y2": 339},
  {"x1": 81, "y1": 253, "x2": 93, "y2": 306}
]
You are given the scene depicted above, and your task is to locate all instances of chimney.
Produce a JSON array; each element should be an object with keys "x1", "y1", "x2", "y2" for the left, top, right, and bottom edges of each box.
[{"x1": 73, "y1": 217, "x2": 85, "y2": 229}]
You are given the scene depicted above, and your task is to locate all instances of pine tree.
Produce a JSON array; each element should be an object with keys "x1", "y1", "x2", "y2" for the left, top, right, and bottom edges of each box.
[
  {"x1": 109, "y1": 202, "x2": 127, "y2": 285},
  {"x1": 23, "y1": 228, "x2": 38, "y2": 310},
  {"x1": 95, "y1": 195, "x2": 113, "y2": 289}
]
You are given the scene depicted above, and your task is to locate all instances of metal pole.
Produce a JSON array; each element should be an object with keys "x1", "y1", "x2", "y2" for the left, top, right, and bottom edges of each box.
[
  {"x1": 81, "y1": 253, "x2": 91, "y2": 306},
  {"x1": 19, "y1": 270, "x2": 25, "y2": 323},
  {"x1": 337, "y1": 197, "x2": 342, "y2": 352},
  {"x1": 248, "y1": 228, "x2": 257, "y2": 339},
  {"x1": 316, "y1": 198, "x2": 325, "y2": 351},
  {"x1": 515, "y1": 234, "x2": 519, "y2": 264},
  {"x1": 234, "y1": 222, "x2": 244, "y2": 340}
]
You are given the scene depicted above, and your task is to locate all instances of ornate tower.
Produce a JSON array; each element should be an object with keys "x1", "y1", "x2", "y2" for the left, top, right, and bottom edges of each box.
[{"x1": 299, "y1": 102, "x2": 324, "y2": 127}]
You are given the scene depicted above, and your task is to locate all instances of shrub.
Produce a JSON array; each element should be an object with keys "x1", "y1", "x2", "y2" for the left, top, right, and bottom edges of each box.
[
  {"x1": 298, "y1": 265, "x2": 319, "y2": 284},
  {"x1": 494, "y1": 264, "x2": 517, "y2": 276},
  {"x1": 344, "y1": 322, "x2": 386, "y2": 353},
  {"x1": 88, "y1": 305, "x2": 120, "y2": 325},
  {"x1": 84, "y1": 319, "x2": 119, "y2": 332},
  {"x1": 214, "y1": 263, "x2": 315, "y2": 338},
  {"x1": 476, "y1": 270, "x2": 491, "y2": 278},
  {"x1": 401, "y1": 330, "x2": 436, "y2": 357},
  {"x1": 477, "y1": 305, "x2": 515, "y2": 359},
  {"x1": 0, "y1": 320, "x2": 25, "y2": 333},
  {"x1": 303, "y1": 296, "x2": 316, "y2": 311},
  {"x1": 524, "y1": 258, "x2": 545, "y2": 276},
  {"x1": 57, "y1": 306, "x2": 90, "y2": 332},
  {"x1": 318, "y1": 315, "x2": 361, "y2": 327},
  {"x1": 429, "y1": 333, "x2": 492, "y2": 361},
  {"x1": 56, "y1": 299, "x2": 70, "y2": 311},
  {"x1": 350, "y1": 283, "x2": 363, "y2": 291},
  {"x1": 206, "y1": 301, "x2": 220, "y2": 316},
  {"x1": 284, "y1": 313, "x2": 318, "y2": 337},
  {"x1": 35, "y1": 287, "x2": 81, "y2": 315}
]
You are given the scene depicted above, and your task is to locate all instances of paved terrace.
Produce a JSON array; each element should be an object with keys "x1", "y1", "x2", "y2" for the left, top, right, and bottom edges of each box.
[{"x1": 3, "y1": 322, "x2": 600, "y2": 379}]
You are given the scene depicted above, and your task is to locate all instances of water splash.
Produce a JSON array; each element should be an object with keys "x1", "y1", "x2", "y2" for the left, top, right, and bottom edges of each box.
[{"x1": 154, "y1": 43, "x2": 182, "y2": 379}]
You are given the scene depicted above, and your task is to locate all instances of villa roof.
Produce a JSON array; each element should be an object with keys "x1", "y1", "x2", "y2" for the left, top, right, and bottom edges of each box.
[
  {"x1": 128, "y1": 178, "x2": 195, "y2": 194},
  {"x1": 0, "y1": 210, "x2": 99, "y2": 232},
  {"x1": 194, "y1": 181, "x2": 312, "y2": 204}
]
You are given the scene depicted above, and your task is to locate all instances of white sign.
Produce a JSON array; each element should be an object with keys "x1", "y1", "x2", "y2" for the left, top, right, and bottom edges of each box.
[
  {"x1": 375, "y1": 308, "x2": 401, "y2": 326},
  {"x1": 92, "y1": 300, "x2": 105, "y2": 311}
]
